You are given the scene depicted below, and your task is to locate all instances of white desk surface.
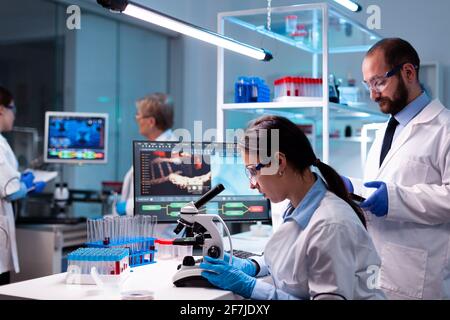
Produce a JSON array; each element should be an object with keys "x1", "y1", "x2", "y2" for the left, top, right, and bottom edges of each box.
[
  {"x1": 0, "y1": 259, "x2": 238, "y2": 300},
  {"x1": 0, "y1": 232, "x2": 271, "y2": 300}
]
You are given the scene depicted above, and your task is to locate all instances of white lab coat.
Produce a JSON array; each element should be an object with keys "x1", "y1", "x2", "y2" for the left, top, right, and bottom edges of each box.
[
  {"x1": 120, "y1": 129, "x2": 177, "y2": 216},
  {"x1": 351, "y1": 99, "x2": 450, "y2": 299},
  {"x1": 0, "y1": 134, "x2": 21, "y2": 274},
  {"x1": 257, "y1": 192, "x2": 385, "y2": 300}
]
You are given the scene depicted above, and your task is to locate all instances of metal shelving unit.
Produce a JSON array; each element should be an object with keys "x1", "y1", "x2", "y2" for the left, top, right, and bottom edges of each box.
[{"x1": 216, "y1": 3, "x2": 386, "y2": 164}]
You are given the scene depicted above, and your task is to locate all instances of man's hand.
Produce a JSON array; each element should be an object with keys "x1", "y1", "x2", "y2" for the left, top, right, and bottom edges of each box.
[{"x1": 361, "y1": 181, "x2": 388, "y2": 217}]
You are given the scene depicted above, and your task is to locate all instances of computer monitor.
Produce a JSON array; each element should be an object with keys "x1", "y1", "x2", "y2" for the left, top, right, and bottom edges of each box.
[
  {"x1": 44, "y1": 112, "x2": 108, "y2": 164},
  {"x1": 133, "y1": 141, "x2": 270, "y2": 223}
]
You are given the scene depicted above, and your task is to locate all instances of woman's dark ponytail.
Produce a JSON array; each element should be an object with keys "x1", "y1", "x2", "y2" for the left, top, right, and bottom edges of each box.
[
  {"x1": 243, "y1": 115, "x2": 366, "y2": 229},
  {"x1": 314, "y1": 160, "x2": 366, "y2": 228}
]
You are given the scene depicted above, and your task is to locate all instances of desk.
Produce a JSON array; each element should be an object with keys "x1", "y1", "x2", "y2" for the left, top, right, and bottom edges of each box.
[
  {"x1": 0, "y1": 232, "x2": 271, "y2": 300},
  {"x1": 0, "y1": 259, "x2": 238, "y2": 300}
]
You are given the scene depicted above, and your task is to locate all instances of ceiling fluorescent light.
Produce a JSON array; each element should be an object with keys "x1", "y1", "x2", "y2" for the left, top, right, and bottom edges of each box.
[
  {"x1": 333, "y1": 0, "x2": 362, "y2": 12},
  {"x1": 97, "y1": 0, "x2": 273, "y2": 61}
]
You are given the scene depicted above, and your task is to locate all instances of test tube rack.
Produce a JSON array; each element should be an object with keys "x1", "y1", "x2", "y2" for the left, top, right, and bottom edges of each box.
[
  {"x1": 66, "y1": 247, "x2": 130, "y2": 285},
  {"x1": 85, "y1": 237, "x2": 157, "y2": 268}
]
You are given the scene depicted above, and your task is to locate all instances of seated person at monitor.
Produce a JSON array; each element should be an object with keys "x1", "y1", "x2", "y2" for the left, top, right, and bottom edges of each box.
[
  {"x1": 200, "y1": 115, "x2": 386, "y2": 300},
  {"x1": 117, "y1": 93, "x2": 177, "y2": 236}
]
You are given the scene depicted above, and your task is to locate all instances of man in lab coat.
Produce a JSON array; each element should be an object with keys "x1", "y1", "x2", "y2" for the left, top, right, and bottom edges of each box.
[
  {"x1": 117, "y1": 93, "x2": 177, "y2": 238},
  {"x1": 0, "y1": 87, "x2": 46, "y2": 285},
  {"x1": 344, "y1": 38, "x2": 450, "y2": 299}
]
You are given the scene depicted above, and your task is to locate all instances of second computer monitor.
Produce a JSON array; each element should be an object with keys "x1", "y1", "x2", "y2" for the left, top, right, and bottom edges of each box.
[
  {"x1": 44, "y1": 111, "x2": 108, "y2": 164},
  {"x1": 133, "y1": 141, "x2": 270, "y2": 223}
]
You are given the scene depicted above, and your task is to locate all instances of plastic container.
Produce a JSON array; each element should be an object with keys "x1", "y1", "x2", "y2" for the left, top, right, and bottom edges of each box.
[
  {"x1": 156, "y1": 242, "x2": 175, "y2": 260},
  {"x1": 121, "y1": 290, "x2": 155, "y2": 300},
  {"x1": 174, "y1": 245, "x2": 193, "y2": 261},
  {"x1": 285, "y1": 15, "x2": 298, "y2": 34},
  {"x1": 235, "y1": 76, "x2": 270, "y2": 103},
  {"x1": 338, "y1": 86, "x2": 363, "y2": 104},
  {"x1": 291, "y1": 24, "x2": 308, "y2": 44}
]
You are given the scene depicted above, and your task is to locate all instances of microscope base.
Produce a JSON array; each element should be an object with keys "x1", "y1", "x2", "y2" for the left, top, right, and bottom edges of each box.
[{"x1": 172, "y1": 265, "x2": 215, "y2": 288}]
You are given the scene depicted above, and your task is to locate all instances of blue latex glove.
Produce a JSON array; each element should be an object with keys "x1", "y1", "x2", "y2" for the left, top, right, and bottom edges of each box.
[
  {"x1": 200, "y1": 255, "x2": 256, "y2": 298},
  {"x1": 361, "y1": 181, "x2": 388, "y2": 217},
  {"x1": 30, "y1": 181, "x2": 46, "y2": 194},
  {"x1": 20, "y1": 171, "x2": 35, "y2": 189},
  {"x1": 5, "y1": 182, "x2": 28, "y2": 201},
  {"x1": 115, "y1": 201, "x2": 127, "y2": 216},
  {"x1": 224, "y1": 252, "x2": 257, "y2": 276},
  {"x1": 341, "y1": 175, "x2": 354, "y2": 193}
]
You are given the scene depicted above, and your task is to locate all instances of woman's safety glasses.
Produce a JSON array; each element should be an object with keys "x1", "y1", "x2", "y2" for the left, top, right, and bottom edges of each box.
[
  {"x1": 4, "y1": 103, "x2": 16, "y2": 114},
  {"x1": 245, "y1": 162, "x2": 266, "y2": 186}
]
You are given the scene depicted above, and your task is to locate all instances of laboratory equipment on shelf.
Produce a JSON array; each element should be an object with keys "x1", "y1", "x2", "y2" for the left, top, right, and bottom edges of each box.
[
  {"x1": 291, "y1": 23, "x2": 308, "y2": 44},
  {"x1": 53, "y1": 183, "x2": 70, "y2": 217},
  {"x1": 285, "y1": 15, "x2": 298, "y2": 34},
  {"x1": 338, "y1": 86, "x2": 364, "y2": 105},
  {"x1": 85, "y1": 215, "x2": 158, "y2": 267},
  {"x1": 66, "y1": 247, "x2": 129, "y2": 284},
  {"x1": 274, "y1": 76, "x2": 323, "y2": 99},
  {"x1": 172, "y1": 184, "x2": 233, "y2": 287},
  {"x1": 234, "y1": 76, "x2": 270, "y2": 103}
]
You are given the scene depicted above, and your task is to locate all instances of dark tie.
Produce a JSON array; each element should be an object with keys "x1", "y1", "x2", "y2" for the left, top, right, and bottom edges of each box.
[{"x1": 379, "y1": 117, "x2": 399, "y2": 167}]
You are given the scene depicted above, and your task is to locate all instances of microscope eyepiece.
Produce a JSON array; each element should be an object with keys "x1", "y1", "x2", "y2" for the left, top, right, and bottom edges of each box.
[{"x1": 194, "y1": 184, "x2": 225, "y2": 209}]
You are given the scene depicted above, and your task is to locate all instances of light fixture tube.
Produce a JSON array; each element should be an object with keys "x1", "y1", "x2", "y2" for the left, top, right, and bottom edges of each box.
[
  {"x1": 333, "y1": 0, "x2": 362, "y2": 12},
  {"x1": 97, "y1": 0, "x2": 273, "y2": 61}
]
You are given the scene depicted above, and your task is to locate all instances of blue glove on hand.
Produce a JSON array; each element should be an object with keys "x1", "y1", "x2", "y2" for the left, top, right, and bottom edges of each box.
[
  {"x1": 361, "y1": 181, "x2": 388, "y2": 217},
  {"x1": 115, "y1": 201, "x2": 127, "y2": 216},
  {"x1": 20, "y1": 171, "x2": 35, "y2": 189},
  {"x1": 30, "y1": 181, "x2": 46, "y2": 194},
  {"x1": 340, "y1": 175, "x2": 354, "y2": 194},
  {"x1": 224, "y1": 252, "x2": 257, "y2": 276},
  {"x1": 5, "y1": 182, "x2": 28, "y2": 201},
  {"x1": 200, "y1": 256, "x2": 256, "y2": 298}
]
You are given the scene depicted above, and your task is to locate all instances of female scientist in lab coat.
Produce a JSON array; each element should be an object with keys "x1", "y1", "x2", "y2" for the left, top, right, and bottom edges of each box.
[
  {"x1": 201, "y1": 115, "x2": 386, "y2": 300},
  {"x1": 0, "y1": 87, "x2": 45, "y2": 285},
  {"x1": 117, "y1": 93, "x2": 177, "y2": 217}
]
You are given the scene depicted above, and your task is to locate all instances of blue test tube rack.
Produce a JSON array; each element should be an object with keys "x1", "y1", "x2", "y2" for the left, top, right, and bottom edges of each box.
[{"x1": 85, "y1": 237, "x2": 157, "y2": 268}]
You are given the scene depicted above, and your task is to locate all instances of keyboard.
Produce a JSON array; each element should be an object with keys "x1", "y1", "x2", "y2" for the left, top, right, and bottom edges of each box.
[{"x1": 227, "y1": 249, "x2": 262, "y2": 259}]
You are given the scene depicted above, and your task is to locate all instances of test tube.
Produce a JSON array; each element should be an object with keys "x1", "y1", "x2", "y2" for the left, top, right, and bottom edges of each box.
[
  {"x1": 151, "y1": 215, "x2": 157, "y2": 238},
  {"x1": 87, "y1": 218, "x2": 93, "y2": 243}
]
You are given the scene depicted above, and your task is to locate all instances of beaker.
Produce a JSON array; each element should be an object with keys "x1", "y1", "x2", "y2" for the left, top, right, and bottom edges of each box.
[
  {"x1": 174, "y1": 245, "x2": 193, "y2": 261},
  {"x1": 156, "y1": 242, "x2": 175, "y2": 260}
]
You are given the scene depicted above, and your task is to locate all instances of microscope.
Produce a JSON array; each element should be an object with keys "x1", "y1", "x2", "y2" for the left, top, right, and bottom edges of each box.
[{"x1": 172, "y1": 184, "x2": 233, "y2": 287}]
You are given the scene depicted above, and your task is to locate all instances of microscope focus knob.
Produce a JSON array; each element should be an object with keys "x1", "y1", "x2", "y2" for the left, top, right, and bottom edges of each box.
[
  {"x1": 182, "y1": 255, "x2": 196, "y2": 267},
  {"x1": 207, "y1": 246, "x2": 221, "y2": 259}
]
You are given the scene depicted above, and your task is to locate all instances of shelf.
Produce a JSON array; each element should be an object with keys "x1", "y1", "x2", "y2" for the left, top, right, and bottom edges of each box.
[
  {"x1": 221, "y1": 4, "x2": 382, "y2": 54},
  {"x1": 329, "y1": 137, "x2": 373, "y2": 143},
  {"x1": 221, "y1": 101, "x2": 388, "y2": 122}
]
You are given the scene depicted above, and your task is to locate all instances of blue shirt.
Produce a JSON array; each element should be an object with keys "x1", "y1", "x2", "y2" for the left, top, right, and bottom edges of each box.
[
  {"x1": 283, "y1": 174, "x2": 327, "y2": 229},
  {"x1": 393, "y1": 92, "x2": 431, "y2": 142}
]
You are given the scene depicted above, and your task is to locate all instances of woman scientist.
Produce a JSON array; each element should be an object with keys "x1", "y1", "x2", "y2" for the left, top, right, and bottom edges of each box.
[
  {"x1": 201, "y1": 115, "x2": 386, "y2": 300},
  {"x1": 0, "y1": 86, "x2": 46, "y2": 285}
]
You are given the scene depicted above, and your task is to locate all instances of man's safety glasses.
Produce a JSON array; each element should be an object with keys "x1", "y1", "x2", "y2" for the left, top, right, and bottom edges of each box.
[{"x1": 362, "y1": 62, "x2": 418, "y2": 94}]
